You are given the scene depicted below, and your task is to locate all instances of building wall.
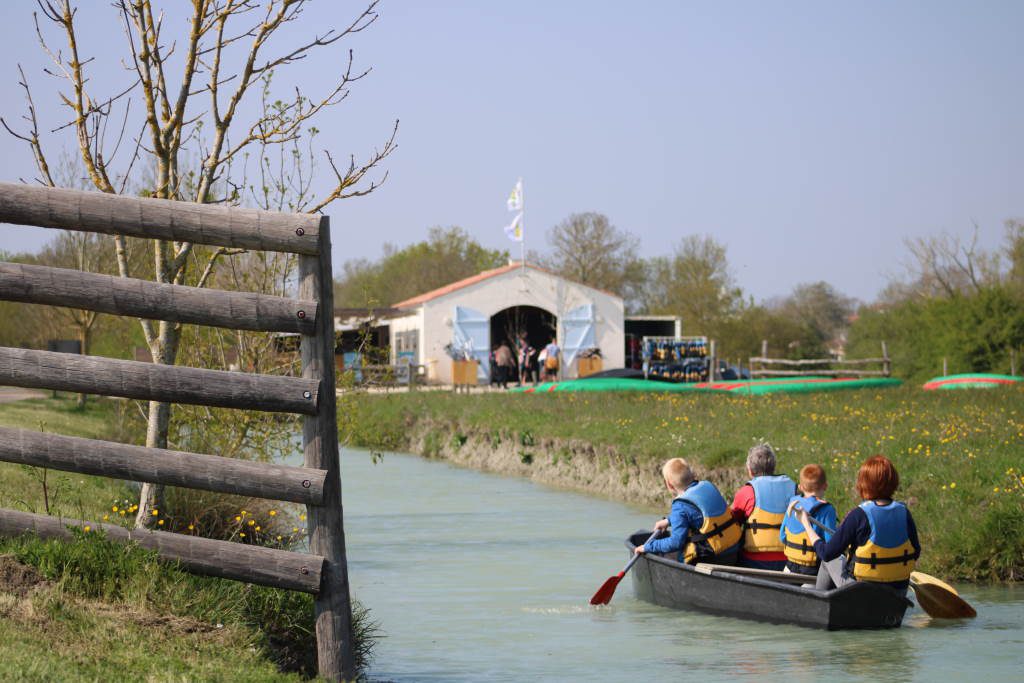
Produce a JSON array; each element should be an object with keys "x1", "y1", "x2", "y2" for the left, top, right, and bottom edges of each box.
[{"x1": 408, "y1": 266, "x2": 624, "y2": 383}]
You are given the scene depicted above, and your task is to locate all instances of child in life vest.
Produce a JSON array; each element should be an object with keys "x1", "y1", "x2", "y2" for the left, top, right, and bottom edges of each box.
[
  {"x1": 796, "y1": 455, "x2": 920, "y2": 591},
  {"x1": 780, "y1": 464, "x2": 837, "y2": 576},
  {"x1": 731, "y1": 443, "x2": 797, "y2": 571},
  {"x1": 634, "y1": 458, "x2": 741, "y2": 565}
]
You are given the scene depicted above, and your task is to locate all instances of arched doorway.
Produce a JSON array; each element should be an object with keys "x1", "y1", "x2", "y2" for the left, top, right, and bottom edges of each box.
[
  {"x1": 490, "y1": 306, "x2": 557, "y2": 381},
  {"x1": 490, "y1": 305, "x2": 557, "y2": 351}
]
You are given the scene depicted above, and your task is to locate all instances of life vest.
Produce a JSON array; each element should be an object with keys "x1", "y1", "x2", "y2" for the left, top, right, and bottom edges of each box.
[
  {"x1": 781, "y1": 494, "x2": 829, "y2": 567},
  {"x1": 742, "y1": 475, "x2": 797, "y2": 553},
  {"x1": 852, "y1": 501, "x2": 918, "y2": 582},
  {"x1": 676, "y1": 480, "x2": 742, "y2": 564}
]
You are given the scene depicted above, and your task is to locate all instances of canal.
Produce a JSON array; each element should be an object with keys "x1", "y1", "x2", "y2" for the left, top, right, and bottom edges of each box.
[{"x1": 328, "y1": 448, "x2": 1022, "y2": 682}]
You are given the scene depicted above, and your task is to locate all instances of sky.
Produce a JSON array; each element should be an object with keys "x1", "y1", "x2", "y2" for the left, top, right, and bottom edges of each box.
[{"x1": 0, "y1": 1, "x2": 1021, "y2": 303}]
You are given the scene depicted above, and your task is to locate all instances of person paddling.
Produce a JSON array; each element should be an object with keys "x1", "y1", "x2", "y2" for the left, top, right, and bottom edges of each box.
[
  {"x1": 780, "y1": 464, "x2": 837, "y2": 577},
  {"x1": 796, "y1": 455, "x2": 920, "y2": 592},
  {"x1": 634, "y1": 458, "x2": 741, "y2": 566}
]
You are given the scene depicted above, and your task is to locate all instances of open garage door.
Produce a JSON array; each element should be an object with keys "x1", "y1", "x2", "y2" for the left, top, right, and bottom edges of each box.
[
  {"x1": 453, "y1": 305, "x2": 490, "y2": 381},
  {"x1": 562, "y1": 303, "x2": 596, "y2": 374}
]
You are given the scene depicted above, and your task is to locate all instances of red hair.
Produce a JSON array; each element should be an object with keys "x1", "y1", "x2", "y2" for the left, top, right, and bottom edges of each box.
[{"x1": 856, "y1": 455, "x2": 900, "y2": 500}]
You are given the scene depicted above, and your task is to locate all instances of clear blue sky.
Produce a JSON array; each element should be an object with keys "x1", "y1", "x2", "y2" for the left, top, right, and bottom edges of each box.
[{"x1": 0, "y1": 1, "x2": 1021, "y2": 302}]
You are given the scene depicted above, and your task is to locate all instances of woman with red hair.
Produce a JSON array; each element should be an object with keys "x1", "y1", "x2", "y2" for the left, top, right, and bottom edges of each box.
[{"x1": 797, "y1": 455, "x2": 920, "y2": 591}]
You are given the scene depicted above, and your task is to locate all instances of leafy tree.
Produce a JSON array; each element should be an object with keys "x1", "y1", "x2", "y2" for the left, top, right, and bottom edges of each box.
[
  {"x1": 335, "y1": 227, "x2": 508, "y2": 307},
  {"x1": 642, "y1": 235, "x2": 744, "y2": 334},
  {"x1": 534, "y1": 212, "x2": 647, "y2": 311}
]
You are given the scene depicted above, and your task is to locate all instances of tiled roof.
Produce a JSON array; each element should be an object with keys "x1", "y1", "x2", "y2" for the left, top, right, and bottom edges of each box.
[{"x1": 392, "y1": 262, "x2": 621, "y2": 309}]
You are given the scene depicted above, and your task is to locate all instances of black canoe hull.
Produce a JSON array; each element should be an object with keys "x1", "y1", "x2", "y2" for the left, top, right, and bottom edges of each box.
[{"x1": 626, "y1": 532, "x2": 911, "y2": 630}]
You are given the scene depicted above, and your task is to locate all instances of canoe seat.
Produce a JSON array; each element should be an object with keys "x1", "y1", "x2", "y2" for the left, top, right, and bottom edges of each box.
[{"x1": 695, "y1": 563, "x2": 813, "y2": 586}]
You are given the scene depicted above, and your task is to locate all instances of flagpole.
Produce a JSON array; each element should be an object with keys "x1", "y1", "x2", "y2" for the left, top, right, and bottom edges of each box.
[{"x1": 520, "y1": 177, "x2": 526, "y2": 272}]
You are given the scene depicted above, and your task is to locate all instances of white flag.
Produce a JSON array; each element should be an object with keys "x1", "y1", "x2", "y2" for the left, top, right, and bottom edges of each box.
[
  {"x1": 506, "y1": 179, "x2": 523, "y2": 212},
  {"x1": 504, "y1": 212, "x2": 523, "y2": 242}
]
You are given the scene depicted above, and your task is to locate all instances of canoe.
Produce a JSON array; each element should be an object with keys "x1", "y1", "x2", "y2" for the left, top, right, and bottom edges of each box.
[{"x1": 625, "y1": 532, "x2": 912, "y2": 630}]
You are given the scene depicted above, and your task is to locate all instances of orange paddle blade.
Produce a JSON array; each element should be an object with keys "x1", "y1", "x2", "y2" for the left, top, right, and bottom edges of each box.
[{"x1": 590, "y1": 571, "x2": 625, "y2": 605}]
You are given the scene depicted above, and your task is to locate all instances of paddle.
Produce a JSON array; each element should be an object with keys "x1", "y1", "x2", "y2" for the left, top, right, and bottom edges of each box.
[
  {"x1": 590, "y1": 530, "x2": 660, "y2": 605},
  {"x1": 799, "y1": 512, "x2": 976, "y2": 619}
]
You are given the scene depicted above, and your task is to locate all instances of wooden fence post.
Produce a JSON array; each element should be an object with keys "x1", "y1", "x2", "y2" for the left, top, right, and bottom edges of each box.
[
  {"x1": 943, "y1": 357, "x2": 948, "y2": 376},
  {"x1": 299, "y1": 217, "x2": 355, "y2": 681},
  {"x1": 881, "y1": 341, "x2": 890, "y2": 377}
]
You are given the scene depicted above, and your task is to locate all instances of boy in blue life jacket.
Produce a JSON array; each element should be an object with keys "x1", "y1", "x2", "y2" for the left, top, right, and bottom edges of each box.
[
  {"x1": 780, "y1": 464, "x2": 837, "y2": 577},
  {"x1": 634, "y1": 458, "x2": 741, "y2": 565}
]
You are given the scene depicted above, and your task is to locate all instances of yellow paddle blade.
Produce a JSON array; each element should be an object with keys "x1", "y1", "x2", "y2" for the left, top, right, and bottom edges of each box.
[
  {"x1": 911, "y1": 571, "x2": 959, "y2": 596},
  {"x1": 910, "y1": 578, "x2": 977, "y2": 619}
]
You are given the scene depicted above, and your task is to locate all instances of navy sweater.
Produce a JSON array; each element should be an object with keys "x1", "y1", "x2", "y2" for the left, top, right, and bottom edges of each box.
[{"x1": 812, "y1": 503, "x2": 921, "y2": 589}]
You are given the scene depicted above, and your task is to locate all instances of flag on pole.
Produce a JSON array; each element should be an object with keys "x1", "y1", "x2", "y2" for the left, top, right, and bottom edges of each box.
[
  {"x1": 504, "y1": 212, "x2": 523, "y2": 242},
  {"x1": 506, "y1": 179, "x2": 523, "y2": 212}
]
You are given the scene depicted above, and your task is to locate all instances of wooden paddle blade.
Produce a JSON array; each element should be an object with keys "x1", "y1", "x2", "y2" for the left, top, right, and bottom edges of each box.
[
  {"x1": 590, "y1": 572, "x2": 624, "y2": 605},
  {"x1": 911, "y1": 571, "x2": 960, "y2": 596},
  {"x1": 911, "y1": 580, "x2": 977, "y2": 619}
]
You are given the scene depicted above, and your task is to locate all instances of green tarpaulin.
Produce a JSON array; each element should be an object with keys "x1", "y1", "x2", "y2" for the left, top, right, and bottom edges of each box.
[{"x1": 510, "y1": 376, "x2": 903, "y2": 396}]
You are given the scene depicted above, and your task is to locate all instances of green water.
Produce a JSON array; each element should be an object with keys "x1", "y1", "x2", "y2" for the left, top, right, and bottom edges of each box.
[{"x1": 331, "y1": 449, "x2": 1022, "y2": 682}]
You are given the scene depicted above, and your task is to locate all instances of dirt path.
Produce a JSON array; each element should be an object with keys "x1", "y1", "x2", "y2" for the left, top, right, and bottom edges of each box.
[{"x1": 0, "y1": 387, "x2": 47, "y2": 403}]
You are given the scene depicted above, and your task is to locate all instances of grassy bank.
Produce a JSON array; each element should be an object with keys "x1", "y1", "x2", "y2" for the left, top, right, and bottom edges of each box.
[
  {"x1": 345, "y1": 385, "x2": 1024, "y2": 582},
  {"x1": 0, "y1": 396, "x2": 375, "y2": 680}
]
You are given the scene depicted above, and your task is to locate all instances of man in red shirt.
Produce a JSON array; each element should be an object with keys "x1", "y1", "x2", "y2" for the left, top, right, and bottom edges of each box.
[{"x1": 731, "y1": 443, "x2": 797, "y2": 570}]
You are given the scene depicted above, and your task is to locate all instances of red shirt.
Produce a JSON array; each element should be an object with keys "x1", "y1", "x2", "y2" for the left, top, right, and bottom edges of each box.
[{"x1": 732, "y1": 484, "x2": 787, "y2": 562}]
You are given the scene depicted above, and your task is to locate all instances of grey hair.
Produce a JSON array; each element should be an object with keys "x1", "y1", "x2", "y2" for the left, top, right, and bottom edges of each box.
[{"x1": 746, "y1": 443, "x2": 777, "y2": 476}]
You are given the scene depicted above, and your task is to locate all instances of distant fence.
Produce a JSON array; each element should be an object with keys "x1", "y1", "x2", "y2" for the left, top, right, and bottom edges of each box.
[
  {"x1": 0, "y1": 182, "x2": 354, "y2": 681},
  {"x1": 749, "y1": 340, "x2": 892, "y2": 378}
]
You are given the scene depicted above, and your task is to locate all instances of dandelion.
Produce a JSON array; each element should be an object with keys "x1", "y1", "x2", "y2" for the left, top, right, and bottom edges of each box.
[
  {"x1": 151, "y1": 509, "x2": 159, "y2": 516},
  {"x1": 292, "y1": 527, "x2": 299, "y2": 533},
  {"x1": 83, "y1": 525, "x2": 91, "y2": 532},
  {"x1": 994, "y1": 487, "x2": 1001, "y2": 493},
  {"x1": 255, "y1": 526, "x2": 261, "y2": 531},
  {"x1": 112, "y1": 505, "x2": 118, "y2": 512},
  {"x1": 158, "y1": 519, "x2": 165, "y2": 526},
  {"x1": 950, "y1": 482, "x2": 957, "y2": 489},
  {"x1": 268, "y1": 510, "x2": 277, "y2": 517},
  {"x1": 240, "y1": 532, "x2": 246, "y2": 538},
  {"x1": 299, "y1": 513, "x2": 306, "y2": 522},
  {"x1": 235, "y1": 516, "x2": 242, "y2": 522},
  {"x1": 248, "y1": 519, "x2": 255, "y2": 526},
  {"x1": 276, "y1": 535, "x2": 282, "y2": 541},
  {"x1": 119, "y1": 510, "x2": 126, "y2": 516},
  {"x1": 188, "y1": 524, "x2": 195, "y2": 531},
  {"x1": 103, "y1": 514, "x2": 109, "y2": 521}
]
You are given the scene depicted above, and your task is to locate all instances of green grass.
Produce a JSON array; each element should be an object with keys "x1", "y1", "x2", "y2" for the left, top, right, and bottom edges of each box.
[
  {"x1": 345, "y1": 384, "x2": 1024, "y2": 582},
  {"x1": 0, "y1": 396, "x2": 378, "y2": 679}
]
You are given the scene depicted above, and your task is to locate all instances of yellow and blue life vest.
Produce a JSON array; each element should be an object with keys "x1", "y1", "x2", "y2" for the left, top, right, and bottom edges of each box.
[
  {"x1": 677, "y1": 480, "x2": 742, "y2": 564},
  {"x1": 852, "y1": 501, "x2": 918, "y2": 582},
  {"x1": 743, "y1": 475, "x2": 797, "y2": 553},
  {"x1": 781, "y1": 494, "x2": 828, "y2": 567}
]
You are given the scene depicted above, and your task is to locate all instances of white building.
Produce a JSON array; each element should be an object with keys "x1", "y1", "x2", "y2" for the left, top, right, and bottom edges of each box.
[{"x1": 388, "y1": 262, "x2": 625, "y2": 384}]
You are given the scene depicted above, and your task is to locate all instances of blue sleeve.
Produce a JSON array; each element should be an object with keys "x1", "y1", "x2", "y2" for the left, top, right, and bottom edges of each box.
[
  {"x1": 645, "y1": 501, "x2": 694, "y2": 554},
  {"x1": 813, "y1": 507, "x2": 865, "y2": 562},
  {"x1": 817, "y1": 504, "x2": 838, "y2": 543}
]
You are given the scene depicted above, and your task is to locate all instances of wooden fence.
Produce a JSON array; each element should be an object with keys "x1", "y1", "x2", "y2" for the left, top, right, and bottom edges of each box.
[
  {"x1": 749, "y1": 340, "x2": 892, "y2": 378},
  {"x1": 0, "y1": 182, "x2": 354, "y2": 681}
]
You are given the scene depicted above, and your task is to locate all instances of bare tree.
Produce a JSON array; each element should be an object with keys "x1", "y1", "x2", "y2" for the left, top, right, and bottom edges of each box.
[
  {"x1": 3, "y1": 0, "x2": 396, "y2": 532},
  {"x1": 903, "y1": 226, "x2": 1001, "y2": 299}
]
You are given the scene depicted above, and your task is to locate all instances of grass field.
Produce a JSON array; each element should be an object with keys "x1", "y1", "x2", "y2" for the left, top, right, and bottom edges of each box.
[
  {"x1": 346, "y1": 384, "x2": 1024, "y2": 582},
  {"x1": 0, "y1": 396, "x2": 374, "y2": 680}
]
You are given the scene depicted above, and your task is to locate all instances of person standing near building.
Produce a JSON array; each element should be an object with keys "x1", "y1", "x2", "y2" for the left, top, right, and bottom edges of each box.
[
  {"x1": 494, "y1": 340, "x2": 515, "y2": 389},
  {"x1": 542, "y1": 337, "x2": 561, "y2": 381},
  {"x1": 517, "y1": 333, "x2": 536, "y2": 386}
]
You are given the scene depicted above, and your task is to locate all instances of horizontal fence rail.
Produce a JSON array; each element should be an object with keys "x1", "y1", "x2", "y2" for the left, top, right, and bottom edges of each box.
[
  {"x1": 747, "y1": 356, "x2": 888, "y2": 367},
  {"x1": 0, "y1": 347, "x2": 319, "y2": 414},
  {"x1": 0, "y1": 509, "x2": 323, "y2": 593},
  {"x1": 747, "y1": 369, "x2": 890, "y2": 377},
  {"x1": 0, "y1": 427, "x2": 326, "y2": 505},
  {"x1": 0, "y1": 262, "x2": 318, "y2": 334},
  {"x1": 0, "y1": 182, "x2": 321, "y2": 255}
]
